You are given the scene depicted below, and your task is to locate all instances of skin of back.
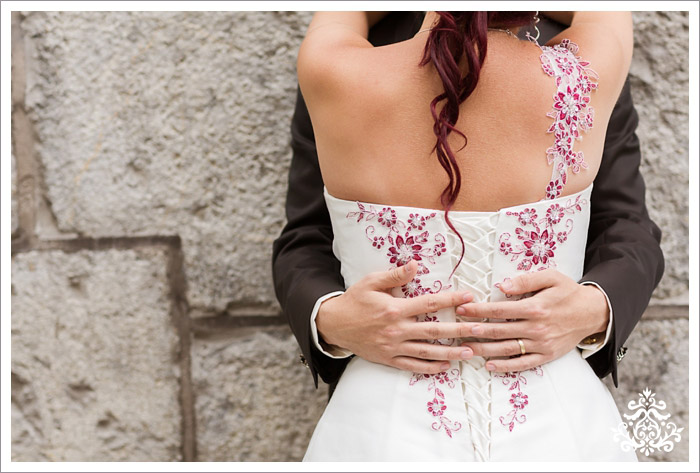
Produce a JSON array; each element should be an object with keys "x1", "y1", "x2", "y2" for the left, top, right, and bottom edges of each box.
[{"x1": 297, "y1": 11, "x2": 633, "y2": 211}]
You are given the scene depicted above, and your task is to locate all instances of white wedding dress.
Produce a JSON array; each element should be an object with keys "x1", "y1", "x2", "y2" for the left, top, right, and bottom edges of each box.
[{"x1": 302, "y1": 39, "x2": 637, "y2": 462}]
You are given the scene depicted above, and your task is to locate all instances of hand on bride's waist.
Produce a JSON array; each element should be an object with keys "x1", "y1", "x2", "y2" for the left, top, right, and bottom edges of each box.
[
  {"x1": 317, "y1": 263, "x2": 610, "y2": 375},
  {"x1": 455, "y1": 268, "x2": 610, "y2": 373},
  {"x1": 316, "y1": 260, "x2": 477, "y2": 375}
]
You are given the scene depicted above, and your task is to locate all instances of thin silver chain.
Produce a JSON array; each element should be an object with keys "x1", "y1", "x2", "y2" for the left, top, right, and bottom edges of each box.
[{"x1": 414, "y1": 27, "x2": 517, "y2": 38}]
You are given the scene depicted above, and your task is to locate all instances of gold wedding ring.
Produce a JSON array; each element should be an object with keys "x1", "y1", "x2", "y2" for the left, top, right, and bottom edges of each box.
[{"x1": 517, "y1": 338, "x2": 526, "y2": 356}]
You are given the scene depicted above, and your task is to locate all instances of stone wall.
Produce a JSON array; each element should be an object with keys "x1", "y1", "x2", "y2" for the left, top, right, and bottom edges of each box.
[{"x1": 10, "y1": 11, "x2": 689, "y2": 462}]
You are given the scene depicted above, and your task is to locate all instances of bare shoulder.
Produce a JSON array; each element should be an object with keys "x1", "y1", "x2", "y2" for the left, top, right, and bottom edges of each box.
[
  {"x1": 298, "y1": 30, "x2": 414, "y2": 107},
  {"x1": 545, "y1": 12, "x2": 633, "y2": 104}
]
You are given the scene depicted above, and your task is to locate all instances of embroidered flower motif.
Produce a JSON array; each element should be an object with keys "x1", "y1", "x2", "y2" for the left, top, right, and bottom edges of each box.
[
  {"x1": 387, "y1": 233, "x2": 423, "y2": 266},
  {"x1": 510, "y1": 392, "x2": 529, "y2": 409},
  {"x1": 348, "y1": 203, "x2": 448, "y2": 299},
  {"x1": 402, "y1": 277, "x2": 423, "y2": 298},
  {"x1": 496, "y1": 366, "x2": 544, "y2": 432},
  {"x1": 522, "y1": 230, "x2": 556, "y2": 266},
  {"x1": 555, "y1": 54, "x2": 577, "y2": 76},
  {"x1": 377, "y1": 208, "x2": 397, "y2": 227},
  {"x1": 552, "y1": 85, "x2": 585, "y2": 126},
  {"x1": 546, "y1": 131, "x2": 574, "y2": 166},
  {"x1": 433, "y1": 240, "x2": 447, "y2": 257},
  {"x1": 578, "y1": 73, "x2": 598, "y2": 95},
  {"x1": 347, "y1": 203, "x2": 460, "y2": 438},
  {"x1": 515, "y1": 208, "x2": 537, "y2": 226},
  {"x1": 410, "y1": 369, "x2": 463, "y2": 438},
  {"x1": 499, "y1": 240, "x2": 513, "y2": 255},
  {"x1": 428, "y1": 397, "x2": 446, "y2": 417},
  {"x1": 566, "y1": 150, "x2": 588, "y2": 174},
  {"x1": 371, "y1": 236, "x2": 385, "y2": 249},
  {"x1": 500, "y1": 195, "x2": 587, "y2": 272},
  {"x1": 545, "y1": 180, "x2": 563, "y2": 200},
  {"x1": 409, "y1": 213, "x2": 433, "y2": 231},
  {"x1": 537, "y1": 39, "x2": 599, "y2": 199},
  {"x1": 546, "y1": 203, "x2": 565, "y2": 224}
]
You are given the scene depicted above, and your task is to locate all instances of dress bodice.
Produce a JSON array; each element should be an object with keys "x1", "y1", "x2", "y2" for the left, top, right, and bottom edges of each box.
[
  {"x1": 324, "y1": 183, "x2": 592, "y2": 305},
  {"x1": 320, "y1": 183, "x2": 604, "y2": 462}
]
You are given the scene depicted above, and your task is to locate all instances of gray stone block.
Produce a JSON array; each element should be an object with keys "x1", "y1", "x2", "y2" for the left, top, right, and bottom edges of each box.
[
  {"x1": 192, "y1": 326, "x2": 328, "y2": 461},
  {"x1": 630, "y1": 11, "x2": 689, "y2": 302},
  {"x1": 605, "y1": 317, "x2": 689, "y2": 462},
  {"x1": 12, "y1": 152, "x2": 18, "y2": 234},
  {"x1": 19, "y1": 11, "x2": 312, "y2": 313},
  {"x1": 11, "y1": 248, "x2": 181, "y2": 461}
]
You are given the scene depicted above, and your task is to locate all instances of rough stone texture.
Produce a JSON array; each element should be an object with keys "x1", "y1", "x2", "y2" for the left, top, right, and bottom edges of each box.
[
  {"x1": 19, "y1": 11, "x2": 312, "y2": 313},
  {"x1": 605, "y1": 317, "x2": 689, "y2": 462},
  {"x1": 11, "y1": 248, "x2": 181, "y2": 461},
  {"x1": 192, "y1": 326, "x2": 328, "y2": 461},
  {"x1": 11, "y1": 152, "x2": 18, "y2": 234},
  {"x1": 629, "y1": 11, "x2": 689, "y2": 302}
]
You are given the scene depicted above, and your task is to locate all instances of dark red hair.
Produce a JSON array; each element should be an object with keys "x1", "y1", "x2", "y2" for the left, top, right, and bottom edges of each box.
[{"x1": 419, "y1": 11, "x2": 534, "y2": 275}]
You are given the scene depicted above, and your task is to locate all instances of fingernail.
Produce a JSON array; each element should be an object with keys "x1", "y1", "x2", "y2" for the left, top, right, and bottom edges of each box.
[
  {"x1": 486, "y1": 362, "x2": 496, "y2": 371},
  {"x1": 472, "y1": 325, "x2": 483, "y2": 335},
  {"x1": 456, "y1": 306, "x2": 465, "y2": 315},
  {"x1": 501, "y1": 278, "x2": 513, "y2": 290},
  {"x1": 440, "y1": 362, "x2": 451, "y2": 370},
  {"x1": 460, "y1": 350, "x2": 472, "y2": 359},
  {"x1": 462, "y1": 292, "x2": 471, "y2": 302}
]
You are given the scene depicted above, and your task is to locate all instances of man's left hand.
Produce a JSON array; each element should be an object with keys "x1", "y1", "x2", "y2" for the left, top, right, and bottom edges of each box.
[{"x1": 455, "y1": 269, "x2": 610, "y2": 373}]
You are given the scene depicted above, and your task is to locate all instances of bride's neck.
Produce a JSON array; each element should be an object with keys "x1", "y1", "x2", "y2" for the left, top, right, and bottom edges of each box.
[
  {"x1": 418, "y1": 11, "x2": 439, "y2": 33},
  {"x1": 416, "y1": 12, "x2": 524, "y2": 37}
]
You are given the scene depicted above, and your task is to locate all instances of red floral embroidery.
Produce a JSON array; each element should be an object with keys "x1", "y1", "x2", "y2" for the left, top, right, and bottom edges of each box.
[
  {"x1": 499, "y1": 195, "x2": 587, "y2": 272},
  {"x1": 347, "y1": 203, "x2": 450, "y2": 297},
  {"x1": 496, "y1": 194, "x2": 587, "y2": 432},
  {"x1": 347, "y1": 203, "x2": 460, "y2": 438},
  {"x1": 537, "y1": 39, "x2": 598, "y2": 200},
  {"x1": 495, "y1": 366, "x2": 544, "y2": 432},
  {"x1": 410, "y1": 368, "x2": 463, "y2": 438}
]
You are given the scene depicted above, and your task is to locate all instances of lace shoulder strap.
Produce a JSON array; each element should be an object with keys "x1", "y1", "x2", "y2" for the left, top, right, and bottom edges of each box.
[{"x1": 534, "y1": 38, "x2": 599, "y2": 199}]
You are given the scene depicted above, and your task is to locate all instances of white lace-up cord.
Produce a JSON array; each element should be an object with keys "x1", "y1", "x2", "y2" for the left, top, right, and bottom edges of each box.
[{"x1": 447, "y1": 213, "x2": 498, "y2": 462}]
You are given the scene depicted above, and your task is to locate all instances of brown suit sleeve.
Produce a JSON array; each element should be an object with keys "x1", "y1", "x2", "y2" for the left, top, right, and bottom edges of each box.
[
  {"x1": 578, "y1": 79, "x2": 664, "y2": 387},
  {"x1": 272, "y1": 85, "x2": 350, "y2": 388}
]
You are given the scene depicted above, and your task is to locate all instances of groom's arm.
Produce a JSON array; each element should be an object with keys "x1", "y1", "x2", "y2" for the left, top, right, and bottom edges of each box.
[
  {"x1": 271, "y1": 86, "x2": 350, "y2": 388},
  {"x1": 579, "y1": 78, "x2": 664, "y2": 387}
]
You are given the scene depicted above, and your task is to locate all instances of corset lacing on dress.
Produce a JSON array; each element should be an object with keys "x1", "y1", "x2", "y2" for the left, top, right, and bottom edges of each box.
[{"x1": 447, "y1": 213, "x2": 499, "y2": 461}]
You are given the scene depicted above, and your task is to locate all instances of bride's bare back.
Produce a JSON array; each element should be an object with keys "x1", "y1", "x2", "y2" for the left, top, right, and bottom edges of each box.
[{"x1": 298, "y1": 12, "x2": 632, "y2": 211}]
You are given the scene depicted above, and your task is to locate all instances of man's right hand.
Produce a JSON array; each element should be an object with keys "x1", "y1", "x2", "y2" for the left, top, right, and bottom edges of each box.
[{"x1": 315, "y1": 260, "x2": 475, "y2": 374}]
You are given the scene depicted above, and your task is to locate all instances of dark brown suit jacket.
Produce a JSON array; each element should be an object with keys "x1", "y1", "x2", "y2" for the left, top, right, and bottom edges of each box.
[{"x1": 272, "y1": 12, "x2": 664, "y2": 394}]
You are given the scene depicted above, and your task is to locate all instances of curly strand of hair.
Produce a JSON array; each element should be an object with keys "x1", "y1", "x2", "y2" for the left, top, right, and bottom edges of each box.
[
  {"x1": 418, "y1": 11, "x2": 533, "y2": 279},
  {"x1": 419, "y1": 12, "x2": 488, "y2": 278}
]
